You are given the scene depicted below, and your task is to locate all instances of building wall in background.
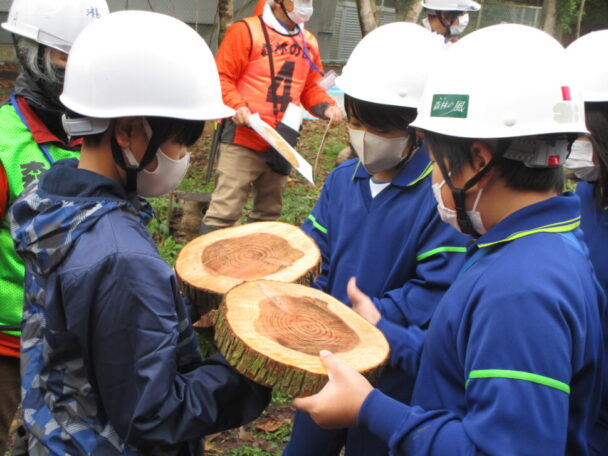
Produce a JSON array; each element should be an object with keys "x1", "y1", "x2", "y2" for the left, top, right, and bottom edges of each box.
[{"x1": 0, "y1": 0, "x2": 340, "y2": 61}]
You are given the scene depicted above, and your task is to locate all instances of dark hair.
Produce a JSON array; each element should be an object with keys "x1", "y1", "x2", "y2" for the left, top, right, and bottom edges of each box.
[
  {"x1": 585, "y1": 102, "x2": 608, "y2": 207},
  {"x1": 344, "y1": 94, "x2": 417, "y2": 133},
  {"x1": 83, "y1": 116, "x2": 204, "y2": 148},
  {"x1": 425, "y1": 131, "x2": 565, "y2": 194}
]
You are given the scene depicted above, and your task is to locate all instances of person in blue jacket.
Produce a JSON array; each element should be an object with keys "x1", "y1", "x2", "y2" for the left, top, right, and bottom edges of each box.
[
  {"x1": 564, "y1": 30, "x2": 608, "y2": 454},
  {"x1": 284, "y1": 23, "x2": 467, "y2": 456},
  {"x1": 565, "y1": 31, "x2": 608, "y2": 293},
  {"x1": 9, "y1": 11, "x2": 269, "y2": 455},
  {"x1": 293, "y1": 24, "x2": 608, "y2": 455}
]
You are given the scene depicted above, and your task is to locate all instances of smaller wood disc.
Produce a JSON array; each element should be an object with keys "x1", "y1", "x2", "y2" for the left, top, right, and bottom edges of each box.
[
  {"x1": 175, "y1": 222, "x2": 321, "y2": 316},
  {"x1": 215, "y1": 280, "x2": 389, "y2": 397}
]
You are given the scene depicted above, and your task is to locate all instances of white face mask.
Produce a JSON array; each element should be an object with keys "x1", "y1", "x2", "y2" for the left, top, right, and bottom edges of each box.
[
  {"x1": 432, "y1": 179, "x2": 486, "y2": 235},
  {"x1": 122, "y1": 121, "x2": 190, "y2": 198},
  {"x1": 348, "y1": 127, "x2": 410, "y2": 175},
  {"x1": 287, "y1": 0, "x2": 313, "y2": 24},
  {"x1": 565, "y1": 139, "x2": 599, "y2": 182},
  {"x1": 450, "y1": 13, "x2": 469, "y2": 36}
]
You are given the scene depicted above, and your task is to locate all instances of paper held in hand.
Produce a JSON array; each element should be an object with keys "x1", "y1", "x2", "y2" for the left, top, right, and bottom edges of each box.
[{"x1": 249, "y1": 112, "x2": 314, "y2": 185}]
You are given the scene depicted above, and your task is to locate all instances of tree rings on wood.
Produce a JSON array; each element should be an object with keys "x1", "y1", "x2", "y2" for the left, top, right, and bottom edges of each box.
[
  {"x1": 215, "y1": 280, "x2": 389, "y2": 397},
  {"x1": 175, "y1": 222, "x2": 321, "y2": 317}
]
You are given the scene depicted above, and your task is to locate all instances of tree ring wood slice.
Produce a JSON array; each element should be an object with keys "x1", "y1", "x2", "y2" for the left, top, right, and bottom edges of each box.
[
  {"x1": 215, "y1": 280, "x2": 390, "y2": 397},
  {"x1": 175, "y1": 222, "x2": 321, "y2": 317}
]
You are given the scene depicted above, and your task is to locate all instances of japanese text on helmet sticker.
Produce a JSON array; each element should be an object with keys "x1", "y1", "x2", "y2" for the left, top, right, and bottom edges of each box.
[{"x1": 431, "y1": 94, "x2": 469, "y2": 118}]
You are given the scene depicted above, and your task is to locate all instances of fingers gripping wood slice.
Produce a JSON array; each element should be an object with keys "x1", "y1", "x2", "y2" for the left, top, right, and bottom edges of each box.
[
  {"x1": 175, "y1": 222, "x2": 321, "y2": 316},
  {"x1": 215, "y1": 280, "x2": 390, "y2": 397}
]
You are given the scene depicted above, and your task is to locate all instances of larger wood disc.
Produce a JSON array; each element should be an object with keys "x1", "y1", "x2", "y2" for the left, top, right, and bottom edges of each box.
[
  {"x1": 215, "y1": 280, "x2": 389, "y2": 397},
  {"x1": 175, "y1": 222, "x2": 321, "y2": 316}
]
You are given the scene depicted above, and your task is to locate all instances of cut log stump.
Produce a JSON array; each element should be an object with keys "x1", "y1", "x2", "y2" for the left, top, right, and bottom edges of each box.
[
  {"x1": 175, "y1": 221, "x2": 321, "y2": 318},
  {"x1": 174, "y1": 192, "x2": 211, "y2": 242},
  {"x1": 215, "y1": 280, "x2": 389, "y2": 397}
]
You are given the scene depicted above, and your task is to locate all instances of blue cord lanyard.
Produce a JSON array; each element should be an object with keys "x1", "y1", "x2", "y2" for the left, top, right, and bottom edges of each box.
[
  {"x1": 275, "y1": 18, "x2": 324, "y2": 76},
  {"x1": 294, "y1": 29, "x2": 324, "y2": 75},
  {"x1": 10, "y1": 94, "x2": 55, "y2": 165}
]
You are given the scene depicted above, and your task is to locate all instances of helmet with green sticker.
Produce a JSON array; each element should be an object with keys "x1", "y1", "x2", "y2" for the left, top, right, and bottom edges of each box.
[{"x1": 411, "y1": 24, "x2": 587, "y2": 143}]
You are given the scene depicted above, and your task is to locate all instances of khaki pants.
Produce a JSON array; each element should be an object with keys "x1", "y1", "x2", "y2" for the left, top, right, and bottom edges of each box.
[
  {"x1": 0, "y1": 355, "x2": 20, "y2": 455},
  {"x1": 203, "y1": 143, "x2": 288, "y2": 227}
]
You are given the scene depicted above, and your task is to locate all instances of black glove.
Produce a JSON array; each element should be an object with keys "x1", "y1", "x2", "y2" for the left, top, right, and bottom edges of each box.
[{"x1": 264, "y1": 122, "x2": 300, "y2": 176}]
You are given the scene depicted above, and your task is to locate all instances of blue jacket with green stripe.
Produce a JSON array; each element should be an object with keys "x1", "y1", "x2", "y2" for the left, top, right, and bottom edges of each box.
[
  {"x1": 302, "y1": 147, "x2": 468, "y2": 329},
  {"x1": 576, "y1": 181, "x2": 608, "y2": 454},
  {"x1": 357, "y1": 193, "x2": 607, "y2": 455}
]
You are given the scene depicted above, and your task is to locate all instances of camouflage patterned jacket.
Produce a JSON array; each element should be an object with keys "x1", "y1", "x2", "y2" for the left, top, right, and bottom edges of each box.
[{"x1": 10, "y1": 159, "x2": 270, "y2": 455}]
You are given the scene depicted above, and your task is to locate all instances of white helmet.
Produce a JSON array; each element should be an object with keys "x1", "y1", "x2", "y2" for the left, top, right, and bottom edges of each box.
[
  {"x1": 336, "y1": 22, "x2": 445, "y2": 108},
  {"x1": 1, "y1": 0, "x2": 109, "y2": 53},
  {"x1": 411, "y1": 24, "x2": 587, "y2": 139},
  {"x1": 566, "y1": 30, "x2": 608, "y2": 102},
  {"x1": 60, "y1": 10, "x2": 234, "y2": 128},
  {"x1": 421, "y1": 0, "x2": 480, "y2": 12}
]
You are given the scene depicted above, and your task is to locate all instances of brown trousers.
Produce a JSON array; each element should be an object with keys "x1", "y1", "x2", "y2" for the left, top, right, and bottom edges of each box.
[
  {"x1": 203, "y1": 143, "x2": 288, "y2": 227},
  {"x1": 0, "y1": 355, "x2": 20, "y2": 455}
]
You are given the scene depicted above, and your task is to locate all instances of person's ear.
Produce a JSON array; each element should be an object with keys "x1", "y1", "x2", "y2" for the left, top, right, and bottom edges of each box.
[
  {"x1": 470, "y1": 140, "x2": 495, "y2": 187},
  {"x1": 113, "y1": 117, "x2": 142, "y2": 149}
]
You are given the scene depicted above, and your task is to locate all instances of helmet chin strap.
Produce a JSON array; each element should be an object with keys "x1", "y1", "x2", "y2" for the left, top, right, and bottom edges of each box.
[
  {"x1": 278, "y1": 0, "x2": 293, "y2": 24},
  {"x1": 110, "y1": 120, "x2": 166, "y2": 196},
  {"x1": 435, "y1": 156, "x2": 495, "y2": 239}
]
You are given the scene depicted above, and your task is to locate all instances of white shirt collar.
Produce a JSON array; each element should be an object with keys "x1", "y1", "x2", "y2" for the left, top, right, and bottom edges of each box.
[{"x1": 262, "y1": 2, "x2": 302, "y2": 36}]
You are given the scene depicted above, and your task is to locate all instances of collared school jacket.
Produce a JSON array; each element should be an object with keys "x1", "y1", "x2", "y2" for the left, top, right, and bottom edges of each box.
[
  {"x1": 302, "y1": 148, "x2": 468, "y2": 328},
  {"x1": 576, "y1": 180, "x2": 608, "y2": 454},
  {"x1": 357, "y1": 193, "x2": 607, "y2": 455},
  {"x1": 294, "y1": 146, "x2": 468, "y2": 456}
]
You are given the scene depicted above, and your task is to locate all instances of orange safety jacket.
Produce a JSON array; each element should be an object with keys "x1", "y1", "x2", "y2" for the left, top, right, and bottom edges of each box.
[{"x1": 216, "y1": 15, "x2": 335, "y2": 152}]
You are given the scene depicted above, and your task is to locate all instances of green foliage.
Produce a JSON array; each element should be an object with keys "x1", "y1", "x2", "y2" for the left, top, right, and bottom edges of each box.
[
  {"x1": 146, "y1": 196, "x2": 183, "y2": 265},
  {"x1": 271, "y1": 390, "x2": 292, "y2": 405},
  {"x1": 557, "y1": 0, "x2": 581, "y2": 34}
]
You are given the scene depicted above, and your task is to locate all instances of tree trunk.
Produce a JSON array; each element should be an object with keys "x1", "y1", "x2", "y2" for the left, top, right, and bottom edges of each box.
[
  {"x1": 542, "y1": 0, "x2": 558, "y2": 37},
  {"x1": 175, "y1": 221, "x2": 321, "y2": 317},
  {"x1": 218, "y1": 0, "x2": 234, "y2": 44},
  {"x1": 576, "y1": 0, "x2": 587, "y2": 38},
  {"x1": 215, "y1": 280, "x2": 389, "y2": 397},
  {"x1": 403, "y1": 0, "x2": 422, "y2": 23},
  {"x1": 356, "y1": 0, "x2": 378, "y2": 37}
]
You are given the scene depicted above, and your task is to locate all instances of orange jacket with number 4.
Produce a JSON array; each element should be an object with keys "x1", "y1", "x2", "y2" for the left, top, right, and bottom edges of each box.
[{"x1": 215, "y1": 14, "x2": 335, "y2": 152}]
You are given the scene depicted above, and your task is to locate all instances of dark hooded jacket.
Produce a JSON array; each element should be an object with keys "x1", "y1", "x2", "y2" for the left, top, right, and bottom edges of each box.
[{"x1": 10, "y1": 159, "x2": 270, "y2": 455}]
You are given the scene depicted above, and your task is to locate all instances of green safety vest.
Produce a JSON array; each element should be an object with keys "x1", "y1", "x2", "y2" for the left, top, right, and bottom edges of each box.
[{"x1": 0, "y1": 101, "x2": 80, "y2": 337}]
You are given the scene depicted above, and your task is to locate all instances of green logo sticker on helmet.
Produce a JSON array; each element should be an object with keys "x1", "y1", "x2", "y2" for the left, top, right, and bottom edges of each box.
[{"x1": 431, "y1": 94, "x2": 469, "y2": 118}]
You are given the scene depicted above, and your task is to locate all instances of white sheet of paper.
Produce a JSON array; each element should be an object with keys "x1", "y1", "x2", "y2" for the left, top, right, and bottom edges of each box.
[{"x1": 249, "y1": 113, "x2": 314, "y2": 185}]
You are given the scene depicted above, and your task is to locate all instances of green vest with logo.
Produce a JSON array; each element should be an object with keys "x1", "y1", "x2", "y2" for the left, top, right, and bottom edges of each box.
[{"x1": 0, "y1": 102, "x2": 80, "y2": 337}]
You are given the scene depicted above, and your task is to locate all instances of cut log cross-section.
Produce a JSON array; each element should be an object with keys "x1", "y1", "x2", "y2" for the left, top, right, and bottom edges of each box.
[
  {"x1": 175, "y1": 222, "x2": 321, "y2": 317},
  {"x1": 215, "y1": 280, "x2": 390, "y2": 397}
]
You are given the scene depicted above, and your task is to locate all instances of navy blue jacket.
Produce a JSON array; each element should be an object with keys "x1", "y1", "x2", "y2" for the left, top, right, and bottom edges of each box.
[
  {"x1": 288, "y1": 148, "x2": 468, "y2": 456},
  {"x1": 10, "y1": 159, "x2": 270, "y2": 455},
  {"x1": 577, "y1": 181, "x2": 608, "y2": 292},
  {"x1": 576, "y1": 181, "x2": 608, "y2": 454},
  {"x1": 357, "y1": 194, "x2": 607, "y2": 455},
  {"x1": 302, "y1": 149, "x2": 468, "y2": 327}
]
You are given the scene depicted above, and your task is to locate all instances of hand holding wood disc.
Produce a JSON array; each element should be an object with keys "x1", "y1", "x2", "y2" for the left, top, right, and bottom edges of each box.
[
  {"x1": 215, "y1": 280, "x2": 389, "y2": 397},
  {"x1": 293, "y1": 350, "x2": 373, "y2": 429}
]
